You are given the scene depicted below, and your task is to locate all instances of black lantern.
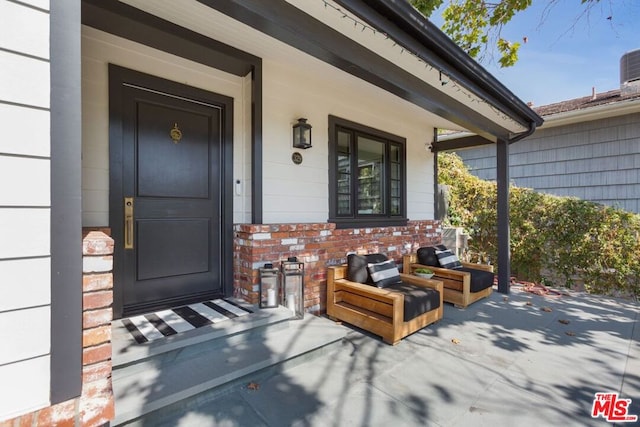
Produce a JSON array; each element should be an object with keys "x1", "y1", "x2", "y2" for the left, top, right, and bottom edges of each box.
[
  {"x1": 292, "y1": 118, "x2": 312, "y2": 149},
  {"x1": 259, "y1": 263, "x2": 280, "y2": 309},
  {"x1": 280, "y1": 257, "x2": 305, "y2": 319}
]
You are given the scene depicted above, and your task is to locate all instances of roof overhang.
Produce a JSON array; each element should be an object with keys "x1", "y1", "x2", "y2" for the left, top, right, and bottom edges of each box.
[
  {"x1": 197, "y1": 0, "x2": 542, "y2": 142},
  {"x1": 85, "y1": 0, "x2": 542, "y2": 143},
  {"x1": 431, "y1": 133, "x2": 493, "y2": 152}
]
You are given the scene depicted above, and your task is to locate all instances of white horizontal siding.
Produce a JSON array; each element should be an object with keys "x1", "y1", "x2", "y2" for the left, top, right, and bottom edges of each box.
[
  {"x1": 0, "y1": 2, "x2": 52, "y2": 420},
  {"x1": 0, "y1": 258, "x2": 50, "y2": 312},
  {"x1": 261, "y1": 57, "x2": 436, "y2": 223},
  {"x1": 0, "y1": 356, "x2": 50, "y2": 421},
  {"x1": 0, "y1": 209, "x2": 50, "y2": 259},
  {"x1": 0, "y1": 157, "x2": 50, "y2": 206},
  {"x1": 0, "y1": 50, "x2": 49, "y2": 108},
  {"x1": 17, "y1": 0, "x2": 50, "y2": 11},
  {"x1": 0, "y1": 306, "x2": 50, "y2": 365},
  {"x1": 0, "y1": 104, "x2": 50, "y2": 157},
  {"x1": 0, "y1": 1, "x2": 50, "y2": 59}
]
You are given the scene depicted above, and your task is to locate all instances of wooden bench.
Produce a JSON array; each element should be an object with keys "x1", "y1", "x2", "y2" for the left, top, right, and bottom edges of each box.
[
  {"x1": 327, "y1": 265, "x2": 443, "y2": 345},
  {"x1": 403, "y1": 253, "x2": 493, "y2": 308}
]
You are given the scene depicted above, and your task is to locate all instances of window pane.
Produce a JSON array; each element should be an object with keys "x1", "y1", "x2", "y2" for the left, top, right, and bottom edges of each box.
[
  {"x1": 357, "y1": 136, "x2": 384, "y2": 214},
  {"x1": 338, "y1": 172, "x2": 350, "y2": 193},
  {"x1": 391, "y1": 180, "x2": 400, "y2": 197},
  {"x1": 390, "y1": 144, "x2": 400, "y2": 162},
  {"x1": 391, "y1": 197, "x2": 400, "y2": 215},
  {"x1": 338, "y1": 194, "x2": 351, "y2": 214},
  {"x1": 337, "y1": 130, "x2": 352, "y2": 215},
  {"x1": 391, "y1": 163, "x2": 400, "y2": 180}
]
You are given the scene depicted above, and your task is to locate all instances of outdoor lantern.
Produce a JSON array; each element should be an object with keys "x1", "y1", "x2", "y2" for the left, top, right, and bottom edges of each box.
[
  {"x1": 280, "y1": 257, "x2": 305, "y2": 319},
  {"x1": 292, "y1": 118, "x2": 312, "y2": 149},
  {"x1": 259, "y1": 263, "x2": 280, "y2": 309}
]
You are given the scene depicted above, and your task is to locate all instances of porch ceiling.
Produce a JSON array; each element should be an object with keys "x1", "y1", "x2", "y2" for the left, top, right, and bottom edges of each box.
[{"x1": 117, "y1": 0, "x2": 535, "y2": 141}]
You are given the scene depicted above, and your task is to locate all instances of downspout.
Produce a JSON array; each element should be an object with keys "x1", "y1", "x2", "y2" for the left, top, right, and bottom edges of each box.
[{"x1": 496, "y1": 120, "x2": 538, "y2": 294}]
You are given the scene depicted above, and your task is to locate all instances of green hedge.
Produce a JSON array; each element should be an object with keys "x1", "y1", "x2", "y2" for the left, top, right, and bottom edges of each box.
[{"x1": 438, "y1": 152, "x2": 640, "y2": 297}]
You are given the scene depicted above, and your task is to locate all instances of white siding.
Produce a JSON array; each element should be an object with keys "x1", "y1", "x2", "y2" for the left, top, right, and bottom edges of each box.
[
  {"x1": 0, "y1": 306, "x2": 51, "y2": 366},
  {"x1": 0, "y1": 157, "x2": 50, "y2": 206},
  {"x1": 0, "y1": 258, "x2": 51, "y2": 312},
  {"x1": 456, "y1": 113, "x2": 640, "y2": 213},
  {"x1": 81, "y1": 26, "x2": 249, "y2": 226},
  {"x1": 0, "y1": 104, "x2": 50, "y2": 157},
  {"x1": 0, "y1": 356, "x2": 50, "y2": 421},
  {"x1": 260, "y1": 57, "x2": 436, "y2": 223},
  {"x1": 0, "y1": 1, "x2": 50, "y2": 58},
  {"x1": 0, "y1": 209, "x2": 50, "y2": 259},
  {"x1": 0, "y1": 0, "x2": 52, "y2": 421},
  {"x1": 0, "y1": 50, "x2": 49, "y2": 108},
  {"x1": 82, "y1": 22, "x2": 439, "y2": 227}
]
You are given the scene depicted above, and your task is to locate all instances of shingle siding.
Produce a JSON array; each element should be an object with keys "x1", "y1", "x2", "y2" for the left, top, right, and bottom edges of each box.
[{"x1": 457, "y1": 113, "x2": 640, "y2": 214}]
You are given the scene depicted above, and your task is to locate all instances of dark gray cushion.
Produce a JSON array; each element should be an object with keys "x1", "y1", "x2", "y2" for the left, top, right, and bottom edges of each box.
[
  {"x1": 347, "y1": 253, "x2": 388, "y2": 284},
  {"x1": 367, "y1": 260, "x2": 401, "y2": 288},
  {"x1": 385, "y1": 281, "x2": 441, "y2": 322},
  {"x1": 416, "y1": 245, "x2": 447, "y2": 267},
  {"x1": 458, "y1": 267, "x2": 494, "y2": 292}
]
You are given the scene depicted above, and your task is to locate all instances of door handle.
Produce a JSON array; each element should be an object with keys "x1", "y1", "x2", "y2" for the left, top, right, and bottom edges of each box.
[{"x1": 124, "y1": 197, "x2": 134, "y2": 249}]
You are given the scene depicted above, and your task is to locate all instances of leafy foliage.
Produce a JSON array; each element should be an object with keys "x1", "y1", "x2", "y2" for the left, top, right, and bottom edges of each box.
[
  {"x1": 438, "y1": 152, "x2": 640, "y2": 298},
  {"x1": 410, "y1": 0, "x2": 602, "y2": 67}
]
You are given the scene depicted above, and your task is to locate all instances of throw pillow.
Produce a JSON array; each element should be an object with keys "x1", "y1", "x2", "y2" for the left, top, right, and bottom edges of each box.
[
  {"x1": 367, "y1": 260, "x2": 402, "y2": 288},
  {"x1": 347, "y1": 254, "x2": 369, "y2": 284},
  {"x1": 435, "y1": 249, "x2": 463, "y2": 270},
  {"x1": 347, "y1": 253, "x2": 389, "y2": 284},
  {"x1": 417, "y1": 245, "x2": 448, "y2": 267}
]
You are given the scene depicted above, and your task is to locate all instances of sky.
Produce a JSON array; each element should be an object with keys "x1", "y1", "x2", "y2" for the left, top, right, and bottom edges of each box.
[{"x1": 430, "y1": 0, "x2": 640, "y2": 107}]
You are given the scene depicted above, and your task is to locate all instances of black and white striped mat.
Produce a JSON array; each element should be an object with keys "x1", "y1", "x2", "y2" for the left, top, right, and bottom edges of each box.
[{"x1": 120, "y1": 299, "x2": 253, "y2": 344}]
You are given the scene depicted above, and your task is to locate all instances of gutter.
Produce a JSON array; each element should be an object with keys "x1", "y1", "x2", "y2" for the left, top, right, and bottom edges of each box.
[
  {"x1": 508, "y1": 120, "x2": 537, "y2": 144},
  {"x1": 340, "y1": 0, "x2": 544, "y2": 129}
]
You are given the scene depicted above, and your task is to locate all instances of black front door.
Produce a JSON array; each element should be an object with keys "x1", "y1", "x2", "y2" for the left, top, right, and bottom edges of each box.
[{"x1": 109, "y1": 66, "x2": 234, "y2": 318}]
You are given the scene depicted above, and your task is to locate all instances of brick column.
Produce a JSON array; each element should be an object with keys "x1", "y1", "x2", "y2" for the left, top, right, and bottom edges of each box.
[{"x1": 79, "y1": 230, "x2": 115, "y2": 426}]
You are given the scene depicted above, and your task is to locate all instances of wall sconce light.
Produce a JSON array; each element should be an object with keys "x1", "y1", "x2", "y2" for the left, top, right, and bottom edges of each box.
[{"x1": 292, "y1": 118, "x2": 312, "y2": 149}]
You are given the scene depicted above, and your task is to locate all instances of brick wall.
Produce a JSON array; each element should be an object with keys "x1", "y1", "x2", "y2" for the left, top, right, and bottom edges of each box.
[
  {"x1": 234, "y1": 220, "x2": 441, "y2": 313},
  {"x1": 0, "y1": 230, "x2": 115, "y2": 427}
]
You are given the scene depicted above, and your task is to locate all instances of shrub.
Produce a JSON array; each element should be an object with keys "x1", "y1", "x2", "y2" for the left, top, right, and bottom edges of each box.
[{"x1": 438, "y1": 152, "x2": 640, "y2": 298}]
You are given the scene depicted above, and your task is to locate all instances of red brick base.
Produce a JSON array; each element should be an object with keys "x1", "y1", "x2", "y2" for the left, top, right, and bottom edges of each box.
[{"x1": 234, "y1": 220, "x2": 441, "y2": 313}]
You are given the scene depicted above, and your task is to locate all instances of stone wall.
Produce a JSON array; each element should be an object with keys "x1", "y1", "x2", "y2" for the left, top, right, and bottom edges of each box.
[{"x1": 234, "y1": 220, "x2": 441, "y2": 313}]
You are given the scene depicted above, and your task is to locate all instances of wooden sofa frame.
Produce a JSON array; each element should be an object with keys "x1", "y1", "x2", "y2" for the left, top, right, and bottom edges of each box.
[
  {"x1": 327, "y1": 265, "x2": 443, "y2": 345},
  {"x1": 403, "y1": 254, "x2": 493, "y2": 308}
]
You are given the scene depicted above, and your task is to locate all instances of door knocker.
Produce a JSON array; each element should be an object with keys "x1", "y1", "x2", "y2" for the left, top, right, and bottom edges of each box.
[{"x1": 170, "y1": 123, "x2": 182, "y2": 144}]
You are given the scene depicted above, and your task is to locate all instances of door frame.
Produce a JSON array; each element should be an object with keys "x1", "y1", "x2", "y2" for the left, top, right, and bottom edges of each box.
[{"x1": 108, "y1": 64, "x2": 234, "y2": 319}]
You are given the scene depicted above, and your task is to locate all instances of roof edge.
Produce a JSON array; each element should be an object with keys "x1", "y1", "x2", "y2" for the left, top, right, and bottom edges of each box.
[
  {"x1": 539, "y1": 97, "x2": 640, "y2": 129},
  {"x1": 351, "y1": 0, "x2": 543, "y2": 128}
]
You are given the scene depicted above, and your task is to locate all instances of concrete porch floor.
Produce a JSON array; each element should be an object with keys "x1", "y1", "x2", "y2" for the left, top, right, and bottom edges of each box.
[{"x1": 129, "y1": 286, "x2": 639, "y2": 427}]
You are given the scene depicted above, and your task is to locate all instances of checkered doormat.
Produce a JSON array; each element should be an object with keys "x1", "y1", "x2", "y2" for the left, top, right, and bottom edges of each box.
[{"x1": 120, "y1": 299, "x2": 253, "y2": 344}]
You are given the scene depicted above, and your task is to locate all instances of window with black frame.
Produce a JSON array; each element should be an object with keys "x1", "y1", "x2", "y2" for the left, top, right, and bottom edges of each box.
[{"x1": 329, "y1": 116, "x2": 407, "y2": 228}]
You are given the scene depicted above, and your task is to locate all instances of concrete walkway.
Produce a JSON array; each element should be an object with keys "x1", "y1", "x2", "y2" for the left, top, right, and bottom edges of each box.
[{"x1": 143, "y1": 286, "x2": 639, "y2": 427}]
